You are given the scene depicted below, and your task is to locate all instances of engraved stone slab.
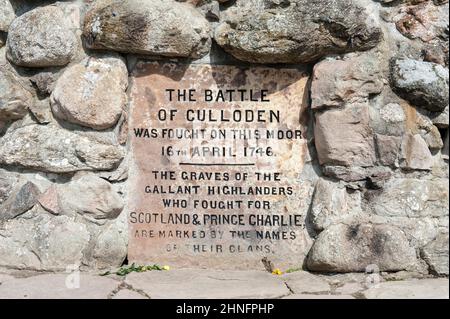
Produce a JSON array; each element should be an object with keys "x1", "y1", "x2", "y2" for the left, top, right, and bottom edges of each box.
[{"x1": 128, "y1": 62, "x2": 312, "y2": 269}]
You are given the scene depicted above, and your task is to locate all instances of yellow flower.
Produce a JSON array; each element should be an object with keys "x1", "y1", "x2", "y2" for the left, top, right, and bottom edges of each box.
[
  {"x1": 162, "y1": 265, "x2": 170, "y2": 271},
  {"x1": 272, "y1": 268, "x2": 283, "y2": 275}
]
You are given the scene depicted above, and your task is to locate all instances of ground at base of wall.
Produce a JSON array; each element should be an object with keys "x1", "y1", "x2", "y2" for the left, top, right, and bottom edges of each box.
[{"x1": 0, "y1": 269, "x2": 447, "y2": 299}]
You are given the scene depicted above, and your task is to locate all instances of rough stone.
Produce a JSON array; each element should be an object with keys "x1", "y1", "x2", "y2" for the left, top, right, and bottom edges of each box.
[
  {"x1": 309, "y1": 179, "x2": 361, "y2": 232},
  {"x1": 283, "y1": 271, "x2": 330, "y2": 294},
  {"x1": 311, "y1": 55, "x2": 384, "y2": 110},
  {"x1": 0, "y1": 274, "x2": 119, "y2": 299},
  {"x1": 83, "y1": 0, "x2": 211, "y2": 59},
  {"x1": 0, "y1": 169, "x2": 18, "y2": 205},
  {"x1": 97, "y1": 156, "x2": 128, "y2": 182},
  {"x1": 0, "y1": 124, "x2": 124, "y2": 173},
  {"x1": 430, "y1": 105, "x2": 449, "y2": 128},
  {"x1": 335, "y1": 282, "x2": 365, "y2": 295},
  {"x1": 0, "y1": 181, "x2": 41, "y2": 221},
  {"x1": 0, "y1": 68, "x2": 33, "y2": 123},
  {"x1": 362, "y1": 278, "x2": 449, "y2": 299},
  {"x1": 421, "y1": 232, "x2": 449, "y2": 276},
  {"x1": 6, "y1": 6, "x2": 77, "y2": 67},
  {"x1": 125, "y1": 270, "x2": 290, "y2": 299},
  {"x1": 395, "y1": 2, "x2": 449, "y2": 42},
  {"x1": 0, "y1": 212, "x2": 90, "y2": 271},
  {"x1": 214, "y1": 0, "x2": 382, "y2": 64},
  {"x1": 371, "y1": 178, "x2": 449, "y2": 218},
  {"x1": 37, "y1": 185, "x2": 59, "y2": 215},
  {"x1": 443, "y1": 132, "x2": 449, "y2": 157},
  {"x1": 379, "y1": 103, "x2": 406, "y2": 124},
  {"x1": 307, "y1": 223, "x2": 417, "y2": 273},
  {"x1": 112, "y1": 289, "x2": 147, "y2": 299},
  {"x1": 375, "y1": 134, "x2": 402, "y2": 166},
  {"x1": 321, "y1": 166, "x2": 391, "y2": 184},
  {"x1": 52, "y1": 174, "x2": 124, "y2": 221},
  {"x1": 0, "y1": 0, "x2": 15, "y2": 32},
  {"x1": 29, "y1": 72, "x2": 58, "y2": 96},
  {"x1": 51, "y1": 55, "x2": 128, "y2": 130},
  {"x1": 415, "y1": 113, "x2": 444, "y2": 151},
  {"x1": 28, "y1": 99, "x2": 52, "y2": 124},
  {"x1": 92, "y1": 211, "x2": 128, "y2": 268},
  {"x1": 400, "y1": 133, "x2": 434, "y2": 170},
  {"x1": 371, "y1": 101, "x2": 409, "y2": 138},
  {"x1": 314, "y1": 104, "x2": 376, "y2": 167},
  {"x1": 374, "y1": 216, "x2": 440, "y2": 249},
  {"x1": 390, "y1": 58, "x2": 449, "y2": 112}
]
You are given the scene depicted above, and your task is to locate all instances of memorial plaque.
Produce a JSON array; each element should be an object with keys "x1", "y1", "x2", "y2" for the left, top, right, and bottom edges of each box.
[{"x1": 128, "y1": 62, "x2": 312, "y2": 269}]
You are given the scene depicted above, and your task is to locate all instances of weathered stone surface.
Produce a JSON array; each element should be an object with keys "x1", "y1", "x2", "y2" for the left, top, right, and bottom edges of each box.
[
  {"x1": 0, "y1": 271, "x2": 447, "y2": 299},
  {"x1": 83, "y1": 0, "x2": 211, "y2": 59},
  {"x1": 28, "y1": 99, "x2": 52, "y2": 124},
  {"x1": 6, "y1": 6, "x2": 77, "y2": 67},
  {"x1": 214, "y1": 0, "x2": 382, "y2": 64},
  {"x1": 283, "y1": 271, "x2": 330, "y2": 294},
  {"x1": 362, "y1": 278, "x2": 449, "y2": 299},
  {"x1": 390, "y1": 58, "x2": 449, "y2": 112},
  {"x1": 196, "y1": 0, "x2": 221, "y2": 21},
  {"x1": 37, "y1": 185, "x2": 59, "y2": 215},
  {"x1": 0, "y1": 69, "x2": 33, "y2": 123},
  {"x1": 395, "y1": 1, "x2": 449, "y2": 42},
  {"x1": 400, "y1": 133, "x2": 434, "y2": 170},
  {"x1": 421, "y1": 232, "x2": 449, "y2": 276},
  {"x1": 51, "y1": 55, "x2": 128, "y2": 130},
  {"x1": 371, "y1": 178, "x2": 449, "y2": 218},
  {"x1": 422, "y1": 42, "x2": 449, "y2": 67},
  {"x1": 375, "y1": 134, "x2": 402, "y2": 167},
  {"x1": 416, "y1": 114, "x2": 444, "y2": 151},
  {"x1": 0, "y1": 181, "x2": 41, "y2": 221},
  {"x1": 29, "y1": 71, "x2": 58, "y2": 96},
  {"x1": 0, "y1": 274, "x2": 119, "y2": 299},
  {"x1": 0, "y1": 169, "x2": 18, "y2": 205},
  {"x1": 112, "y1": 289, "x2": 147, "y2": 299},
  {"x1": 45, "y1": 174, "x2": 124, "y2": 221},
  {"x1": 92, "y1": 211, "x2": 128, "y2": 268},
  {"x1": 0, "y1": 0, "x2": 15, "y2": 32},
  {"x1": 0, "y1": 274, "x2": 14, "y2": 283},
  {"x1": 443, "y1": 132, "x2": 449, "y2": 157},
  {"x1": 311, "y1": 55, "x2": 384, "y2": 110},
  {"x1": 0, "y1": 212, "x2": 90, "y2": 270},
  {"x1": 322, "y1": 166, "x2": 391, "y2": 184},
  {"x1": 309, "y1": 179, "x2": 361, "y2": 232},
  {"x1": 314, "y1": 104, "x2": 376, "y2": 167},
  {"x1": 98, "y1": 155, "x2": 128, "y2": 182},
  {"x1": 373, "y1": 216, "x2": 440, "y2": 249},
  {"x1": 379, "y1": 103, "x2": 406, "y2": 125},
  {"x1": 0, "y1": 124, "x2": 124, "y2": 173},
  {"x1": 307, "y1": 223, "x2": 417, "y2": 273},
  {"x1": 335, "y1": 282, "x2": 365, "y2": 295},
  {"x1": 125, "y1": 270, "x2": 290, "y2": 299},
  {"x1": 430, "y1": 105, "x2": 449, "y2": 128}
]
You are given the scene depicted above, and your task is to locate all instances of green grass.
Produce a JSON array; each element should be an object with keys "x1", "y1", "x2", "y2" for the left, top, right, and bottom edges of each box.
[{"x1": 101, "y1": 263, "x2": 167, "y2": 276}]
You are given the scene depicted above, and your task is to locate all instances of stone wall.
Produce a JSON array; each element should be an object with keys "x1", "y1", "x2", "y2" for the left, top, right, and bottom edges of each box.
[{"x1": 0, "y1": 0, "x2": 448, "y2": 275}]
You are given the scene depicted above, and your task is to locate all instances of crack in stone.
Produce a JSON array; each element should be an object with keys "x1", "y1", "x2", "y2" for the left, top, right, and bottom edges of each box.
[
  {"x1": 283, "y1": 281, "x2": 295, "y2": 295},
  {"x1": 206, "y1": 276, "x2": 247, "y2": 282},
  {"x1": 108, "y1": 279, "x2": 151, "y2": 299}
]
